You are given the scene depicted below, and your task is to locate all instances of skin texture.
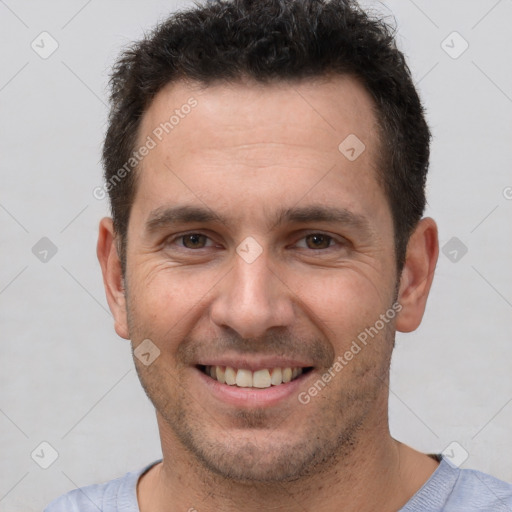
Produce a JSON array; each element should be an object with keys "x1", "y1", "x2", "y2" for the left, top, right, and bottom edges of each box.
[{"x1": 97, "y1": 75, "x2": 439, "y2": 512}]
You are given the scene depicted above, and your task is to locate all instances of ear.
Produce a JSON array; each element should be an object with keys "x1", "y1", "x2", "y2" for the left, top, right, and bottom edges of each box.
[
  {"x1": 395, "y1": 217, "x2": 439, "y2": 333},
  {"x1": 97, "y1": 217, "x2": 130, "y2": 339}
]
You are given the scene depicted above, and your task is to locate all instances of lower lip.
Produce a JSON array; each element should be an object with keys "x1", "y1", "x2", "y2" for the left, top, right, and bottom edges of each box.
[{"x1": 195, "y1": 367, "x2": 311, "y2": 408}]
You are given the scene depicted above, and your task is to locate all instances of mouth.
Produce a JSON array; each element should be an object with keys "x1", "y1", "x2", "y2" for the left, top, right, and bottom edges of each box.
[{"x1": 197, "y1": 365, "x2": 314, "y2": 389}]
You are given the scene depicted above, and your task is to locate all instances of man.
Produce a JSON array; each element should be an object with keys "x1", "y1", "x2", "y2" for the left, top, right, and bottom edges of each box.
[{"x1": 45, "y1": 0, "x2": 512, "y2": 510}]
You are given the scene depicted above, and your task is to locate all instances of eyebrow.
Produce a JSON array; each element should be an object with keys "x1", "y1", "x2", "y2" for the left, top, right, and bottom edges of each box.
[
  {"x1": 144, "y1": 204, "x2": 372, "y2": 235},
  {"x1": 145, "y1": 205, "x2": 227, "y2": 234},
  {"x1": 270, "y1": 205, "x2": 371, "y2": 233}
]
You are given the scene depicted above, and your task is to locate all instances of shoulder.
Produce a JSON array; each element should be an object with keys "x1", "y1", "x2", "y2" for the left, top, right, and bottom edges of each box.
[
  {"x1": 43, "y1": 461, "x2": 161, "y2": 512},
  {"x1": 448, "y1": 465, "x2": 512, "y2": 510},
  {"x1": 43, "y1": 480, "x2": 114, "y2": 512},
  {"x1": 402, "y1": 457, "x2": 512, "y2": 512}
]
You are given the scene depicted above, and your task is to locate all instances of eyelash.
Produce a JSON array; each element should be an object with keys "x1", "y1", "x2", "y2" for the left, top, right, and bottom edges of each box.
[{"x1": 165, "y1": 232, "x2": 345, "y2": 251}]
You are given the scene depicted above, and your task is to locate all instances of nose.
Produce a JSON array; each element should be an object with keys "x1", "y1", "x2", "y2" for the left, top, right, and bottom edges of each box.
[{"x1": 210, "y1": 246, "x2": 295, "y2": 340}]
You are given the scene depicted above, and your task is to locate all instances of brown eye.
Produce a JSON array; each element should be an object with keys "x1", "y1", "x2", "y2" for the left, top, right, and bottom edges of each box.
[
  {"x1": 304, "y1": 234, "x2": 333, "y2": 249},
  {"x1": 181, "y1": 234, "x2": 208, "y2": 249}
]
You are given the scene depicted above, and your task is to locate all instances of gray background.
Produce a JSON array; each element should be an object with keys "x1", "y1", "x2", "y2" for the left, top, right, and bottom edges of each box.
[{"x1": 1, "y1": 0, "x2": 511, "y2": 510}]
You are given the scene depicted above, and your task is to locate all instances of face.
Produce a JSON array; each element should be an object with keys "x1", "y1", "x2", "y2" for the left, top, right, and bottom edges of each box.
[{"x1": 119, "y1": 76, "x2": 402, "y2": 481}]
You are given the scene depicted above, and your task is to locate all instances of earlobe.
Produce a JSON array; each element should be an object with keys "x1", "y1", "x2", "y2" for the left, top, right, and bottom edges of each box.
[
  {"x1": 97, "y1": 217, "x2": 130, "y2": 340},
  {"x1": 395, "y1": 217, "x2": 439, "y2": 333}
]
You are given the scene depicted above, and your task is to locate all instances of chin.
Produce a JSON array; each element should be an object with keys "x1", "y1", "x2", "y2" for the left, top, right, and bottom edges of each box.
[
  {"x1": 191, "y1": 438, "x2": 322, "y2": 482},
  {"x1": 167, "y1": 417, "x2": 362, "y2": 483}
]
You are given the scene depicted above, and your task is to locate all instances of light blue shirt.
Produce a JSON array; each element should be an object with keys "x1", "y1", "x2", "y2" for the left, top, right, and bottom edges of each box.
[{"x1": 44, "y1": 456, "x2": 512, "y2": 511}]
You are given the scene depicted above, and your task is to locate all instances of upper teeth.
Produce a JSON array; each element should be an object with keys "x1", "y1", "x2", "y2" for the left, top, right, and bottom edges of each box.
[{"x1": 205, "y1": 366, "x2": 304, "y2": 388}]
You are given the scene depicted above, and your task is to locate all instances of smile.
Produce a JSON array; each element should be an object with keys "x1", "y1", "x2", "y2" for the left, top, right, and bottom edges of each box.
[{"x1": 198, "y1": 365, "x2": 313, "y2": 388}]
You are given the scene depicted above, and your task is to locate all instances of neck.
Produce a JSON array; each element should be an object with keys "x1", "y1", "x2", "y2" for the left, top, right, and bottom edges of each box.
[{"x1": 138, "y1": 409, "x2": 439, "y2": 512}]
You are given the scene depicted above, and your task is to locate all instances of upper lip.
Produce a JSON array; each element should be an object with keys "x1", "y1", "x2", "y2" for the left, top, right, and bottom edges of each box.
[{"x1": 195, "y1": 356, "x2": 314, "y2": 372}]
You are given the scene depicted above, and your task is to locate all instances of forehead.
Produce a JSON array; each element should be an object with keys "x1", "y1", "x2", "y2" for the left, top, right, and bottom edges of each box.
[
  {"x1": 139, "y1": 74, "x2": 379, "y2": 159},
  {"x1": 133, "y1": 75, "x2": 387, "y2": 232}
]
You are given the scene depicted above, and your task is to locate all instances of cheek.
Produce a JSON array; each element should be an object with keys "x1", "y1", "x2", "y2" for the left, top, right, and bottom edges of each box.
[
  {"x1": 295, "y1": 268, "x2": 391, "y2": 343},
  {"x1": 128, "y1": 246, "x2": 394, "y2": 351},
  {"x1": 128, "y1": 265, "x2": 223, "y2": 336}
]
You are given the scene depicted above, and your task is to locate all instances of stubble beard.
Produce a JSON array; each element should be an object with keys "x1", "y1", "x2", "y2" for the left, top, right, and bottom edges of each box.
[
  {"x1": 125, "y1": 276, "x2": 396, "y2": 483},
  {"x1": 131, "y1": 329, "x2": 394, "y2": 483}
]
